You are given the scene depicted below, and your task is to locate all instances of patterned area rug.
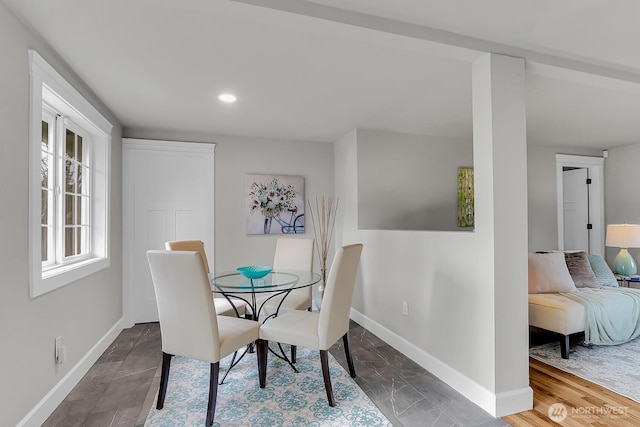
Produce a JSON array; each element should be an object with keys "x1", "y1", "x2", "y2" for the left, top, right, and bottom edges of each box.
[
  {"x1": 145, "y1": 346, "x2": 392, "y2": 426},
  {"x1": 530, "y1": 337, "x2": 640, "y2": 403}
]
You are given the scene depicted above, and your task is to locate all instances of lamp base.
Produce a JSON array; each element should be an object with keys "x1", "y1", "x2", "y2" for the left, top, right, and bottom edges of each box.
[{"x1": 613, "y1": 248, "x2": 637, "y2": 275}]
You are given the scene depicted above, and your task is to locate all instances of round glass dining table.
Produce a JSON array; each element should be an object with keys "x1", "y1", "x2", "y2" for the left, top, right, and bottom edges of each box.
[
  {"x1": 211, "y1": 269, "x2": 321, "y2": 321},
  {"x1": 211, "y1": 269, "x2": 321, "y2": 381}
]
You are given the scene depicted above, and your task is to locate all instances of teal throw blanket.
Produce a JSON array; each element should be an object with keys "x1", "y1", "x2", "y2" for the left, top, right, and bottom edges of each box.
[{"x1": 559, "y1": 287, "x2": 640, "y2": 345}]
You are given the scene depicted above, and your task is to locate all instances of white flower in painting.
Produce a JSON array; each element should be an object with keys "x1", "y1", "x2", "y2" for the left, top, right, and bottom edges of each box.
[{"x1": 249, "y1": 177, "x2": 297, "y2": 217}]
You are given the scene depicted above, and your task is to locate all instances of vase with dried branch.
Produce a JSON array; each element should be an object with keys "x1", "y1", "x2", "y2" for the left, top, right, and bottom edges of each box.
[{"x1": 307, "y1": 196, "x2": 339, "y2": 302}]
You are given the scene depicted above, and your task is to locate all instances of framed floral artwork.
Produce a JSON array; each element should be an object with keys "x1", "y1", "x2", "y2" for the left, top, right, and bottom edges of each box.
[{"x1": 245, "y1": 174, "x2": 305, "y2": 235}]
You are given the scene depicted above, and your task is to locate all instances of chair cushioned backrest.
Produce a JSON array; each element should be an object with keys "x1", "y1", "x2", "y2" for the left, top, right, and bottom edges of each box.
[
  {"x1": 273, "y1": 237, "x2": 314, "y2": 271},
  {"x1": 165, "y1": 240, "x2": 210, "y2": 274},
  {"x1": 318, "y1": 243, "x2": 363, "y2": 349},
  {"x1": 273, "y1": 237, "x2": 315, "y2": 299},
  {"x1": 147, "y1": 250, "x2": 221, "y2": 362}
]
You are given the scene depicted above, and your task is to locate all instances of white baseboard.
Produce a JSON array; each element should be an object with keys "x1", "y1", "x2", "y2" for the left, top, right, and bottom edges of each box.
[
  {"x1": 495, "y1": 386, "x2": 534, "y2": 417},
  {"x1": 17, "y1": 317, "x2": 127, "y2": 427},
  {"x1": 349, "y1": 308, "x2": 533, "y2": 418}
]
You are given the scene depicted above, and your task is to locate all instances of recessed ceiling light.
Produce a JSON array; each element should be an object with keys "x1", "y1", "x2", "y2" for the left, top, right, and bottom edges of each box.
[{"x1": 218, "y1": 93, "x2": 237, "y2": 103}]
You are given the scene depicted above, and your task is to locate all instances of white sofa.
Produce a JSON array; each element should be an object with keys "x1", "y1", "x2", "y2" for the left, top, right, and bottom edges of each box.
[
  {"x1": 527, "y1": 251, "x2": 622, "y2": 359},
  {"x1": 529, "y1": 293, "x2": 585, "y2": 358}
]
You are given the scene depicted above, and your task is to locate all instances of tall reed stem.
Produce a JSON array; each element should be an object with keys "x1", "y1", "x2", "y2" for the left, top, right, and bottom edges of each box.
[{"x1": 307, "y1": 196, "x2": 339, "y2": 285}]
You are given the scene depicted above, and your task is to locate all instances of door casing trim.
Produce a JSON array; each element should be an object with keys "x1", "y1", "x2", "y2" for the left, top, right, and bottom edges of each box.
[{"x1": 556, "y1": 154, "x2": 605, "y2": 255}]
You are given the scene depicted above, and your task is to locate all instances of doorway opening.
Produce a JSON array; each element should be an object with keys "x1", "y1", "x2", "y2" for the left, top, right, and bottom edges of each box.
[{"x1": 555, "y1": 154, "x2": 605, "y2": 255}]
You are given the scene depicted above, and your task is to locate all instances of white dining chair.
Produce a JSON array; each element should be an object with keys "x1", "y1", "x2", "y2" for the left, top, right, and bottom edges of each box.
[
  {"x1": 165, "y1": 240, "x2": 248, "y2": 317},
  {"x1": 256, "y1": 237, "x2": 314, "y2": 318},
  {"x1": 146, "y1": 250, "x2": 260, "y2": 427},
  {"x1": 256, "y1": 243, "x2": 363, "y2": 407}
]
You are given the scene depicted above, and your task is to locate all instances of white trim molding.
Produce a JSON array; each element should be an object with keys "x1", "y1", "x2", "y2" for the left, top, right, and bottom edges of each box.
[{"x1": 28, "y1": 50, "x2": 113, "y2": 297}]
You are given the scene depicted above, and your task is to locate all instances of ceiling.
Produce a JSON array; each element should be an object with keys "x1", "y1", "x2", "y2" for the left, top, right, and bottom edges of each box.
[{"x1": 4, "y1": 0, "x2": 640, "y2": 149}]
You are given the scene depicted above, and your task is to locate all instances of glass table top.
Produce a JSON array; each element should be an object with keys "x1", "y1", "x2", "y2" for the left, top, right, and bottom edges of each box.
[{"x1": 211, "y1": 269, "x2": 320, "y2": 294}]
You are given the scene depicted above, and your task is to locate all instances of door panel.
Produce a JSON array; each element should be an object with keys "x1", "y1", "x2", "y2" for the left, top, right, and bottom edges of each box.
[
  {"x1": 563, "y1": 168, "x2": 589, "y2": 251},
  {"x1": 176, "y1": 210, "x2": 200, "y2": 239},
  {"x1": 124, "y1": 139, "x2": 215, "y2": 324}
]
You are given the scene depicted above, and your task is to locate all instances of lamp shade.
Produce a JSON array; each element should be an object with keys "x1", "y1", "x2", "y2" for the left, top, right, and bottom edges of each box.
[{"x1": 605, "y1": 224, "x2": 640, "y2": 249}]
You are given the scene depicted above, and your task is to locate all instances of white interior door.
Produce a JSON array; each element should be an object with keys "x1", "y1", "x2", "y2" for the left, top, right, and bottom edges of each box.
[
  {"x1": 556, "y1": 154, "x2": 605, "y2": 255},
  {"x1": 123, "y1": 139, "x2": 215, "y2": 324},
  {"x1": 562, "y1": 168, "x2": 589, "y2": 251}
]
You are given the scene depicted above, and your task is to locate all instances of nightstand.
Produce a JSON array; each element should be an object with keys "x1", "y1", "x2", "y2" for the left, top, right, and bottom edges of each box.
[{"x1": 615, "y1": 274, "x2": 640, "y2": 287}]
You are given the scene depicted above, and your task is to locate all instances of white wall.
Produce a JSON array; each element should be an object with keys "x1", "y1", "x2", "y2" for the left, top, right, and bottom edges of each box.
[
  {"x1": 0, "y1": 5, "x2": 124, "y2": 426},
  {"x1": 337, "y1": 54, "x2": 532, "y2": 417},
  {"x1": 337, "y1": 130, "x2": 505, "y2": 413},
  {"x1": 123, "y1": 129, "x2": 335, "y2": 272},
  {"x1": 214, "y1": 135, "x2": 334, "y2": 270},
  {"x1": 357, "y1": 129, "x2": 473, "y2": 231},
  {"x1": 604, "y1": 144, "x2": 640, "y2": 264}
]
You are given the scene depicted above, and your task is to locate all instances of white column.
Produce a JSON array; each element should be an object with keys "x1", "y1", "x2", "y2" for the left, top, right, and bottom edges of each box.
[{"x1": 472, "y1": 53, "x2": 533, "y2": 416}]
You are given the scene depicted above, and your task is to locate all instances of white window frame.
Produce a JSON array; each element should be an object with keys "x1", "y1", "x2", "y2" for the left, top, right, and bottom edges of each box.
[{"x1": 28, "y1": 50, "x2": 112, "y2": 298}]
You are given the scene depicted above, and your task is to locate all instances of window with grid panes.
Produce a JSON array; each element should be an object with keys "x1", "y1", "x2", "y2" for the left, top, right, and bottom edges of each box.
[
  {"x1": 29, "y1": 50, "x2": 112, "y2": 297},
  {"x1": 41, "y1": 111, "x2": 92, "y2": 267}
]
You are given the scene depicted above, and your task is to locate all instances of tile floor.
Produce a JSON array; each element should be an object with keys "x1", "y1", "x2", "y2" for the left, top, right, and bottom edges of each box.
[{"x1": 43, "y1": 321, "x2": 509, "y2": 427}]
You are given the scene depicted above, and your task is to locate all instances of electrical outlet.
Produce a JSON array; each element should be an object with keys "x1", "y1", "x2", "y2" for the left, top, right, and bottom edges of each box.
[
  {"x1": 55, "y1": 336, "x2": 66, "y2": 365},
  {"x1": 402, "y1": 301, "x2": 408, "y2": 316}
]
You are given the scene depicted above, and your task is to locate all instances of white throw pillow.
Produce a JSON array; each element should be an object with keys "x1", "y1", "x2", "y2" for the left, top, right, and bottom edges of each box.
[{"x1": 528, "y1": 252, "x2": 578, "y2": 294}]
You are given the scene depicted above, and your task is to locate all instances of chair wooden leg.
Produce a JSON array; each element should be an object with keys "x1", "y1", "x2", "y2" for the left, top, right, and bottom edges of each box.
[
  {"x1": 157, "y1": 352, "x2": 173, "y2": 409},
  {"x1": 206, "y1": 362, "x2": 220, "y2": 427},
  {"x1": 291, "y1": 345, "x2": 297, "y2": 364},
  {"x1": 319, "y1": 350, "x2": 335, "y2": 407},
  {"x1": 342, "y1": 333, "x2": 356, "y2": 378},
  {"x1": 257, "y1": 339, "x2": 268, "y2": 388}
]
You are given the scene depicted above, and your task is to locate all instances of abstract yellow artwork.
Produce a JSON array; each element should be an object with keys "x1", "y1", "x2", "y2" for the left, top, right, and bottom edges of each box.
[{"x1": 457, "y1": 167, "x2": 474, "y2": 227}]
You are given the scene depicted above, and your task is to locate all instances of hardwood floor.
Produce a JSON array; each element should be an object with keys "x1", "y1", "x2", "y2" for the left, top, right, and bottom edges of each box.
[
  {"x1": 43, "y1": 321, "x2": 507, "y2": 427},
  {"x1": 504, "y1": 358, "x2": 640, "y2": 426}
]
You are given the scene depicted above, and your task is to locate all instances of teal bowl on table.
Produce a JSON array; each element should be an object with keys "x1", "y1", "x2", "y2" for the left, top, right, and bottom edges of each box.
[{"x1": 237, "y1": 265, "x2": 273, "y2": 279}]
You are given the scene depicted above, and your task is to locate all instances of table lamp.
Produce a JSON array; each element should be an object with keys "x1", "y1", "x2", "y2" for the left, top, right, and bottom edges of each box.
[{"x1": 605, "y1": 224, "x2": 640, "y2": 275}]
